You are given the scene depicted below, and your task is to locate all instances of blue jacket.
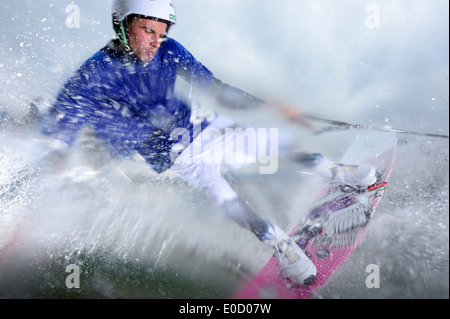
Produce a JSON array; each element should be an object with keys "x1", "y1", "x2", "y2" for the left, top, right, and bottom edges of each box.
[{"x1": 41, "y1": 38, "x2": 217, "y2": 173}]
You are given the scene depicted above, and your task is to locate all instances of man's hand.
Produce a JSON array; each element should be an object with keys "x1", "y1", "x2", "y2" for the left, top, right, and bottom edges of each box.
[{"x1": 264, "y1": 98, "x2": 314, "y2": 129}]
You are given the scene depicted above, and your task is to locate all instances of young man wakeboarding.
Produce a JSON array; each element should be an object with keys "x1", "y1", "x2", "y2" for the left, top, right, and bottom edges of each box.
[{"x1": 40, "y1": 0, "x2": 377, "y2": 286}]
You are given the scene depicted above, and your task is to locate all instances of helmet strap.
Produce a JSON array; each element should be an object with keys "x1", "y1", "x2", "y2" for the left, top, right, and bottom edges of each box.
[{"x1": 113, "y1": 18, "x2": 131, "y2": 51}]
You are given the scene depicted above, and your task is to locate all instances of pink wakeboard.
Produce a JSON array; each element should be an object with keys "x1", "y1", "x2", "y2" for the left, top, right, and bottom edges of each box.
[{"x1": 234, "y1": 132, "x2": 397, "y2": 299}]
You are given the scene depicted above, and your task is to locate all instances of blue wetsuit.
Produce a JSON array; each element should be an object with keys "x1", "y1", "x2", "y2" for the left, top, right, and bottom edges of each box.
[
  {"x1": 41, "y1": 38, "x2": 218, "y2": 173},
  {"x1": 41, "y1": 38, "x2": 262, "y2": 173}
]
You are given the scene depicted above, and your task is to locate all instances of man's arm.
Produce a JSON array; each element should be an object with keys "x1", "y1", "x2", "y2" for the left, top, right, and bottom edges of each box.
[
  {"x1": 210, "y1": 78, "x2": 264, "y2": 109},
  {"x1": 172, "y1": 39, "x2": 301, "y2": 121},
  {"x1": 40, "y1": 72, "x2": 93, "y2": 147},
  {"x1": 211, "y1": 79, "x2": 304, "y2": 123}
]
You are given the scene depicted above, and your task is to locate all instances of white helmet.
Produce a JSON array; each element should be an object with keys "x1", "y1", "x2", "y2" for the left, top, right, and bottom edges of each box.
[{"x1": 112, "y1": 0, "x2": 177, "y2": 47}]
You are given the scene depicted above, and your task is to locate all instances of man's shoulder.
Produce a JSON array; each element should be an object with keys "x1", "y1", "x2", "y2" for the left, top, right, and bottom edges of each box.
[
  {"x1": 160, "y1": 37, "x2": 194, "y2": 61},
  {"x1": 77, "y1": 41, "x2": 119, "y2": 74},
  {"x1": 163, "y1": 37, "x2": 179, "y2": 48},
  {"x1": 162, "y1": 37, "x2": 189, "y2": 53}
]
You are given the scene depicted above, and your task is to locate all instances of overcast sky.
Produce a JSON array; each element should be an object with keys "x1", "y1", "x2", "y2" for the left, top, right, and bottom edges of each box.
[{"x1": 1, "y1": 0, "x2": 448, "y2": 134}]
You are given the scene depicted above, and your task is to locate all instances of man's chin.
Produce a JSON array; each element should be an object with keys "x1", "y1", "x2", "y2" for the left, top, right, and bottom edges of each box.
[
  {"x1": 137, "y1": 55, "x2": 154, "y2": 62},
  {"x1": 140, "y1": 57, "x2": 154, "y2": 62},
  {"x1": 133, "y1": 50, "x2": 155, "y2": 62}
]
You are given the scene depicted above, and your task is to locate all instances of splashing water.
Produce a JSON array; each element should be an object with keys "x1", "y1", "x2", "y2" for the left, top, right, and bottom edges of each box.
[{"x1": 0, "y1": 129, "x2": 448, "y2": 298}]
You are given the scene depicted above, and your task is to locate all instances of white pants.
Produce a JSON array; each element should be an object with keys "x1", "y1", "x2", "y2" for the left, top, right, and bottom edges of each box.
[
  {"x1": 171, "y1": 115, "x2": 241, "y2": 205},
  {"x1": 171, "y1": 115, "x2": 291, "y2": 206}
]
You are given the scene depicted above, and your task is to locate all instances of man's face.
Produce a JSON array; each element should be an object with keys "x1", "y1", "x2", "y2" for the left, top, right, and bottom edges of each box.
[{"x1": 127, "y1": 17, "x2": 168, "y2": 62}]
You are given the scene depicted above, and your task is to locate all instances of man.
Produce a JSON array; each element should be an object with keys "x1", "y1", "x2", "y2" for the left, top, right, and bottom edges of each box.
[{"x1": 41, "y1": 0, "x2": 376, "y2": 286}]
